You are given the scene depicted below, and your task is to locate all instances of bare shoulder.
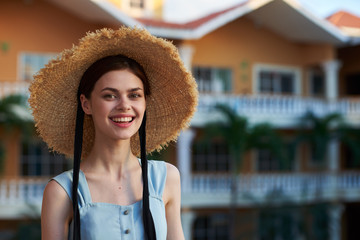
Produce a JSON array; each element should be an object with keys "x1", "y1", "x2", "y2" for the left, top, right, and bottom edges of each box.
[
  {"x1": 165, "y1": 162, "x2": 181, "y2": 184},
  {"x1": 163, "y1": 162, "x2": 181, "y2": 205},
  {"x1": 42, "y1": 179, "x2": 72, "y2": 217},
  {"x1": 163, "y1": 163, "x2": 185, "y2": 239},
  {"x1": 42, "y1": 180, "x2": 71, "y2": 207},
  {"x1": 41, "y1": 180, "x2": 72, "y2": 239}
]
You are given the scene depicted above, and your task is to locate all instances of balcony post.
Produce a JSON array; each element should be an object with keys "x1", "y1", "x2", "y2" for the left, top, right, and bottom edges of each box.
[
  {"x1": 328, "y1": 140, "x2": 340, "y2": 172},
  {"x1": 177, "y1": 129, "x2": 196, "y2": 193},
  {"x1": 328, "y1": 203, "x2": 344, "y2": 240},
  {"x1": 178, "y1": 44, "x2": 195, "y2": 71},
  {"x1": 321, "y1": 60, "x2": 341, "y2": 101},
  {"x1": 181, "y1": 210, "x2": 196, "y2": 240}
]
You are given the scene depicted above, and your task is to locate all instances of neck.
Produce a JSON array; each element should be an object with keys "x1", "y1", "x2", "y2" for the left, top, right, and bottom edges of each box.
[{"x1": 81, "y1": 136, "x2": 139, "y2": 178}]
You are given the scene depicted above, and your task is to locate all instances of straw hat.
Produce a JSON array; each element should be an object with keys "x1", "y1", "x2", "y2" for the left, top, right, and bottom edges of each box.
[{"x1": 29, "y1": 27, "x2": 198, "y2": 158}]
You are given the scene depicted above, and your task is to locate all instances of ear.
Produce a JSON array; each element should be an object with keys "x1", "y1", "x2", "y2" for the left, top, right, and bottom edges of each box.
[{"x1": 80, "y1": 94, "x2": 92, "y2": 115}]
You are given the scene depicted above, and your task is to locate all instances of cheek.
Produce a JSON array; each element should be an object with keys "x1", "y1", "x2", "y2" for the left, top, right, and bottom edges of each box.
[
  {"x1": 138, "y1": 101, "x2": 146, "y2": 115},
  {"x1": 91, "y1": 101, "x2": 113, "y2": 118}
]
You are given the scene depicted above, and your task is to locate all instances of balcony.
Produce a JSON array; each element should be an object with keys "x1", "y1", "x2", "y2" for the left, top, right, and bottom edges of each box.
[
  {"x1": 192, "y1": 94, "x2": 360, "y2": 127},
  {"x1": 0, "y1": 82, "x2": 30, "y2": 98},
  {"x1": 1, "y1": 83, "x2": 360, "y2": 127},
  {"x1": 182, "y1": 171, "x2": 360, "y2": 207},
  {"x1": 0, "y1": 178, "x2": 46, "y2": 219},
  {"x1": 1, "y1": 172, "x2": 360, "y2": 218}
]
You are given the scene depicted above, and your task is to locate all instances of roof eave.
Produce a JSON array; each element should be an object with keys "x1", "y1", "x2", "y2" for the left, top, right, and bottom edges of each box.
[
  {"x1": 282, "y1": 0, "x2": 349, "y2": 45},
  {"x1": 90, "y1": 0, "x2": 143, "y2": 27},
  {"x1": 145, "y1": 0, "x2": 272, "y2": 39}
]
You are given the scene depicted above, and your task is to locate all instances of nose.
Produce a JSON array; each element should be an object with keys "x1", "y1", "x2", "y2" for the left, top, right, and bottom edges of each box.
[{"x1": 115, "y1": 97, "x2": 131, "y2": 111}]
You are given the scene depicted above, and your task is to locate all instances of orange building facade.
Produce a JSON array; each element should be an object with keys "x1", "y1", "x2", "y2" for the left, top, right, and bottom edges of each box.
[{"x1": 1, "y1": 0, "x2": 360, "y2": 239}]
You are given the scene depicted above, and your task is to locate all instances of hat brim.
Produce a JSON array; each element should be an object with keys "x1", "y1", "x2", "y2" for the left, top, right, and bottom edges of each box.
[{"x1": 29, "y1": 27, "x2": 198, "y2": 158}]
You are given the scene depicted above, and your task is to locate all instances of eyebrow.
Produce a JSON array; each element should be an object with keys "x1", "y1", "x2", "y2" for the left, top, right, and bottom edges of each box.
[{"x1": 100, "y1": 87, "x2": 143, "y2": 93}]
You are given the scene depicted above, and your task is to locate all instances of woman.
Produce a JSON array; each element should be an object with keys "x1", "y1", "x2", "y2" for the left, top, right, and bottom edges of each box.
[{"x1": 29, "y1": 27, "x2": 198, "y2": 240}]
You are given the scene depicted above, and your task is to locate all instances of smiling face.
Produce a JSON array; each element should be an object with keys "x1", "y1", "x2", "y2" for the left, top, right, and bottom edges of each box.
[{"x1": 80, "y1": 69, "x2": 146, "y2": 142}]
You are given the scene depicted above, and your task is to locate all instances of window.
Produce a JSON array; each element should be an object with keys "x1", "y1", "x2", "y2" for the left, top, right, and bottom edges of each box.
[
  {"x1": 19, "y1": 52, "x2": 57, "y2": 81},
  {"x1": 256, "y1": 149, "x2": 293, "y2": 172},
  {"x1": 258, "y1": 208, "x2": 301, "y2": 240},
  {"x1": 20, "y1": 139, "x2": 70, "y2": 177},
  {"x1": 345, "y1": 72, "x2": 360, "y2": 95},
  {"x1": 307, "y1": 144, "x2": 327, "y2": 169},
  {"x1": 254, "y1": 64, "x2": 301, "y2": 95},
  {"x1": 130, "y1": 0, "x2": 144, "y2": 8},
  {"x1": 308, "y1": 67, "x2": 325, "y2": 97},
  {"x1": 257, "y1": 149, "x2": 280, "y2": 172},
  {"x1": 193, "y1": 214, "x2": 229, "y2": 240},
  {"x1": 192, "y1": 141, "x2": 230, "y2": 173},
  {"x1": 343, "y1": 144, "x2": 360, "y2": 169},
  {"x1": 193, "y1": 66, "x2": 232, "y2": 93}
]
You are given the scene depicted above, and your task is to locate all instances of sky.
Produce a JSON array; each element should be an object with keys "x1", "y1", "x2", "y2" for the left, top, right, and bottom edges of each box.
[{"x1": 164, "y1": 0, "x2": 360, "y2": 23}]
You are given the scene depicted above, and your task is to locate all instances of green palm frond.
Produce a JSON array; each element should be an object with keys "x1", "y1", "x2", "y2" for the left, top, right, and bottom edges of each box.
[
  {"x1": 0, "y1": 94, "x2": 34, "y2": 176},
  {"x1": 296, "y1": 111, "x2": 344, "y2": 162},
  {"x1": 0, "y1": 94, "x2": 34, "y2": 135},
  {"x1": 202, "y1": 104, "x2": 288, "y2": 171}
]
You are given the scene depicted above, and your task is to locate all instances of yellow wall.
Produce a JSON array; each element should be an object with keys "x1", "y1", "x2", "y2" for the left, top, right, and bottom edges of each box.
[
  {"x1": 0, "y1": 0, "x2": 110, "y2": 82},
  {"x1": 183, "y1": 17, "x2": 336, "y2": 95},
  {"x1": 153, "y1": 0, "x2": 163, "y2": 19},
  {"x1": 108, "y1": 0, "x2": 122, "y2": 8},
  {"x1": 108, "y1": 0, "x2": 163, "y2": 19}
]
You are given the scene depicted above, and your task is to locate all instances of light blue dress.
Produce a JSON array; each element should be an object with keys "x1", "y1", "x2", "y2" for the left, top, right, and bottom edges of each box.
[{"x1": 52, "y1": 160, "x2": 167, "y2": 240}]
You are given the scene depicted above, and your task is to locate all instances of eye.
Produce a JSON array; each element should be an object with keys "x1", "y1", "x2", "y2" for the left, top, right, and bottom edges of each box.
[
  {"x1": 103, "y1": 94, "x2": 117, "y2": 100},
  {"x1": 129, "y1": 93, "x2": 142, "y2": 99}
]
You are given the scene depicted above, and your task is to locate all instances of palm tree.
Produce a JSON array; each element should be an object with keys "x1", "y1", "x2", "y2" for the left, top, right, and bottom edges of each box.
[
  {"x1": 202, "y1": 104, "x2": 288, "y2": 240},
  {"x1": 293, "y1": 111, "x2": 360, "y2": 168},
  {"x1": 0, "y1": 94, "x2": 34, "y2": 174}
]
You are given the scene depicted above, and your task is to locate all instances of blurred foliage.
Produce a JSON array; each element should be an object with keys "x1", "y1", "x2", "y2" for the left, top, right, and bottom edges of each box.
[
  {"x1": 11, "y1": 204, "x2": 41, "y2": 240},
  {"x1": 200, "y1": 107, "x2": 360, "y2": 239},
  {"x1": 293, "y1": 111, "x2": 360, "y2": 168},
  {"x1": 12, "y1": 220, "x2": 41, "y2": 240},
  {"x1": 0, "y1": 94, "x2": 34, "y2": 176},
  {"x1": 201, "y1": 104, "x2": 289, "y2": 240},
  {"x1": 202, "y1": 104, "x2": 288, "y2": 172},
  {"x1": 258, "y1": 203, "x2": 329, "y2": 240}
]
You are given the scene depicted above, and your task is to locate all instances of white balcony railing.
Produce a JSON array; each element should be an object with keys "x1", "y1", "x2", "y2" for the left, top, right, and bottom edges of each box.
[
  {"x1": 185, "y1": 172, "x2": 360, "y2": 204},
  {"x1": 0, "y1": 178, "x2": 47, "y2": 205},
  {"x1": 10, "y1": 173, "x2": 356, "y2": 203},
  {"x1": 2, "y1": 83, "x2": 360, "y2": 125},
  {"x1": 0, "y1": 82, "x2": 30, "y2": 98},
  {"x1": 0, "y1": 178, "x2": 47, "y2": 219},
  {"x1": 2, "y1": 172, "x2": 360, "y2": 217},
  {"x1": 192, "y1": 94, "x2": 360, "y2": 126}
]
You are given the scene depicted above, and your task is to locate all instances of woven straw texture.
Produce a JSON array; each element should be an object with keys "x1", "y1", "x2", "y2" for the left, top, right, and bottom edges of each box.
[{"x1": 29, "y1": 27, "x2": 198, "y2": 158}]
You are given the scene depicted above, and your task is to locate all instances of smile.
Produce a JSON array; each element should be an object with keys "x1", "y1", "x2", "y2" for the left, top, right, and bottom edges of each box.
[{"x1": 110, "y1": 117, "x2": 134, "y2": 123}]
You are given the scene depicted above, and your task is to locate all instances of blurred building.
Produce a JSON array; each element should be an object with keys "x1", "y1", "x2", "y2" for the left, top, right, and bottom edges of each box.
[{"x1": 1, "y1": 0, "x2": 360, "y2": 239}]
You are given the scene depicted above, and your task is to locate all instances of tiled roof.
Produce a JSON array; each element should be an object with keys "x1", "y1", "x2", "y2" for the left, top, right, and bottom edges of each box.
[
  {"x1": 327, "y1": 11, "x2": 360, "y2": 28},
  {"x1": 136, "y1": 1, "x2": 247, "y2": 30}
]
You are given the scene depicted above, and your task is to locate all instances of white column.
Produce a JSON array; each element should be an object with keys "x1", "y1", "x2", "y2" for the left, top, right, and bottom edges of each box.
[
  {"x1": 177, "y1": 129, "x2": 196, "y2": 193},
  {"x1": 328, "y1": 140, "x2": 340, "y2": 172},
  {"x1": 327, "y1": 140, "x2": 340, "y2": 198},
  {"x1": 329, "y1": 203, "x2": 344, "y2": 240},
  {"x1": 181, "y1": 210, "x2": 196, "y2": 240},
  {"x1": 178, "y1": 44, "x2": 195, "y2": 71},
  {"x1": 322, "y1": 60, "x2": 341, "y2": 101}
]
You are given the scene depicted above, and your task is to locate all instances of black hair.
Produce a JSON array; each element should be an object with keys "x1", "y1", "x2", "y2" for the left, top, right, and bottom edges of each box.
[{"x1": 72, "y1": 55, "x2": 156, "y2": 240}]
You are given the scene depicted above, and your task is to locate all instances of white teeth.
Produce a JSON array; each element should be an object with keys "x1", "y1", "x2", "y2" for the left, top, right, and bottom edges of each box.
[{"x1": 111, "y1": 117, "x2": 133, "y2": 123}]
